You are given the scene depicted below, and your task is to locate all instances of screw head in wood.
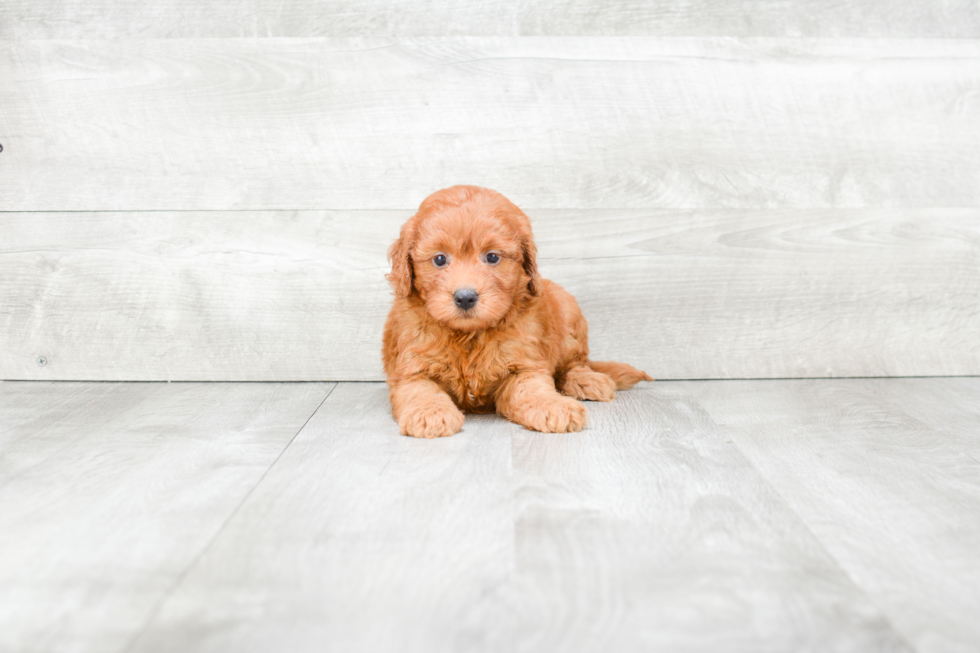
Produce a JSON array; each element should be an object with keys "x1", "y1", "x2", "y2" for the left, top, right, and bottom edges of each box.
[{"x1": 37, "y1": 356, "x2": 47, "y2": 366}]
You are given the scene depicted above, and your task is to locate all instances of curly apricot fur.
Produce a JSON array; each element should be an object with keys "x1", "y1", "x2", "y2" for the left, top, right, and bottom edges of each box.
[{"x1": 383, "y1": 186, "x2": 652, "y2": 438}]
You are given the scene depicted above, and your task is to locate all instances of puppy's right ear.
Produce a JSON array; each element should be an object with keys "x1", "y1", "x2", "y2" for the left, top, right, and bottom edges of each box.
[{"x1": 386, "y1": 217, "x2": 416, "y2": 298}]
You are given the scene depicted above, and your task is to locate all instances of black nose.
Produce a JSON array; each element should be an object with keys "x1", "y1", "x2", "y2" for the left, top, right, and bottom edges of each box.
[{"x1": 454, "y1": 288, "x2": 479, "y2": 311}]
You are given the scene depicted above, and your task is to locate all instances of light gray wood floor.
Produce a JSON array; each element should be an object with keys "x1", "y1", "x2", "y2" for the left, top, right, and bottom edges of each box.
[{"x1": 1, "y1": 378, "x2": 978, "y2": 653}]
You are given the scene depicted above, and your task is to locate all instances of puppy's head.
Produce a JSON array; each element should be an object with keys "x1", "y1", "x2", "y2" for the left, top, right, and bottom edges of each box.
[{"x1": 387, "y1": 185, "x2": 538, "y2": 332}]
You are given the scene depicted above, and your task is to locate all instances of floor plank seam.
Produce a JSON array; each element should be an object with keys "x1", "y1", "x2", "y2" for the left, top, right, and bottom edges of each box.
[
  {"x1": 716, "y1": 422, "x2": 922, "y2": 652},
  {"x1": 116, "y1": 382, "x2": 339, "y2": 653}
]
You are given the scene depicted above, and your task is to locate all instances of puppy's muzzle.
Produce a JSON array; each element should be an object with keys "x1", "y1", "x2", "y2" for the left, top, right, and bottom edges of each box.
[{"x1": 454, "y1": 288, "x2": 479, "y2": 312}]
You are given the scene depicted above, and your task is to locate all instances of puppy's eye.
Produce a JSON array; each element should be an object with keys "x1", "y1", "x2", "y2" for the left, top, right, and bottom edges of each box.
[
  {"x1": 433, "y1": 254, "x2": 448, "y2": 268},
  {"x1": 485, "y1": 252, "x2": 500, "y2": 265}
]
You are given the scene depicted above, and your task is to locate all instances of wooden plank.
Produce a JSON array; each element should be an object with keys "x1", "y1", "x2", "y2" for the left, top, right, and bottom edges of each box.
[
  {"x1": 127, "y1": 382, "x2": 516, "y2": 653},
  {"x1": 0, "y1": 381, "x2": 153, "y2": 483},
  {"x1": 2, "y1": 0, "x2": 978, "y2": 39},
  {"x1": 695, "y1": 378, "x2": 980, "y2": 653},
  {"x1": 552, "y1": 208, "x2": 980, "y2": 379},
  {"x1": 0, "y1": 210, "x2": 394, "y2": 382},
  {"x1": 0, "y1": 381, "x2": 333, "y2": 653},
  {"x1": 2, "y1": 208, "x2": 977, "y2": 381},
  {"x1": 2, "y1": 38, "x2": 979, "y2": 211},
  {"x1": 874, "y1": 377, "x2": 980, "y2": 447},
  {"x1": 509, "y1": 383, "x2": 911, "y2": 652}
]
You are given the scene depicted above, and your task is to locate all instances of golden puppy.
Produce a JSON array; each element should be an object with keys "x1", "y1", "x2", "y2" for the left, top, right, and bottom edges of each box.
[{"x1": 383, "y1": 185, "x2": 652, "y2": 438}]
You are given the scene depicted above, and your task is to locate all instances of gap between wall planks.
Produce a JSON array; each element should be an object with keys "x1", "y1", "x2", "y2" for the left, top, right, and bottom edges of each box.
[
  {"x1": 2, "y1": 0, "x2": 979, "y2": 38},
  {"x1": 1, "y1": 38, "x2": 979, "y2": 211},
  {"x1": 2, "y1": 209, "x2": 977, "y2": 381}
]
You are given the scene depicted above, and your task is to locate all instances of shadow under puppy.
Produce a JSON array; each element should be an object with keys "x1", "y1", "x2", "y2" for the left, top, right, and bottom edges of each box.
[{"x1": 383, "y1": 185, "x2": 652, "y2": 438}]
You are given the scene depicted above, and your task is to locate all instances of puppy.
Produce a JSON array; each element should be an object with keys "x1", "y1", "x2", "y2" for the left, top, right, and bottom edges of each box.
[{"x1": 383, "y1": 185, "x2": 652, "y2": 438}]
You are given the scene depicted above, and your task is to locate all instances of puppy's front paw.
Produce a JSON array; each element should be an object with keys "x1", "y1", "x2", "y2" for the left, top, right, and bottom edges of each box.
[
  {"x1": 519, "y1": 395, "x2": 587, "y2": 433},
  {"x1": 399, "y1": 404, "x2": 465, "y2": 439}
]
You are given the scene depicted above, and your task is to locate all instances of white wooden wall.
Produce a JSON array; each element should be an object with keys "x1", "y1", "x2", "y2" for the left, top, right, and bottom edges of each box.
[{"x1": 1, "y1": 3, "x2": 978, "y2": 381}]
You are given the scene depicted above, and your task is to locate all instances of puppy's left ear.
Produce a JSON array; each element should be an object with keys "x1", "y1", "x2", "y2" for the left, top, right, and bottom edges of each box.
[
  {"x1": 386, "y1": 217, "x2": 417, "y2": 298},
  {"x1": 520, "y1": 230, "x2": 539, "y2": 296}
]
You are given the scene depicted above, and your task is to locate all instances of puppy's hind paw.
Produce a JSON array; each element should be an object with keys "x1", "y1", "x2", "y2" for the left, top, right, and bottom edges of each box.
[
  {"x1": 399, "y1": 404, "x2": 465, "y2": 439},
  {"x1": 560, "y1": 365, "x2": 617, "y2": 402}
]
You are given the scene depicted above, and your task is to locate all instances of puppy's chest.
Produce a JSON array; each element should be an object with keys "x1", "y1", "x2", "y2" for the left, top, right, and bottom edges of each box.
[{"x1": 431, "y1": 342, "x2": 512, "y2": 410}]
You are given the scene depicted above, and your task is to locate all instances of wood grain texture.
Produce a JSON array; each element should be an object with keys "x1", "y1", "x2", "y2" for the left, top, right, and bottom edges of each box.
[
  {"x1": 509, "y1": 383, "x2": 911, "y2": 652},
  {"x1": 124, "y1": 382, "x2": 913, "y2": 653},
  {"x1": 2, "y1": 0, "x2": 978, "y2": 39},
  {"x1": 2, "y1": 208, "x2": 977, "y2": 381},
  {"x1": 126, "y1": 383, "x2": 516, "y2": 653},
  {"x1": 695, "y1": 378, "x2": 980, "y2": 653},
  {"x1": 2, "y1": 38, "x2": 979, "y2": 211},
  {"x1": 0, "y1": 381, "x2": 333, "y2": 653},
  {"x1": 874, "y1": 377, "x2": 980, "y2": 449}
]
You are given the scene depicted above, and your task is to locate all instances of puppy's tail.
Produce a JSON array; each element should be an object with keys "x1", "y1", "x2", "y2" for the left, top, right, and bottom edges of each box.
[{"x1": 586, "y1": 361, "x2": 654, "y2": 390}]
